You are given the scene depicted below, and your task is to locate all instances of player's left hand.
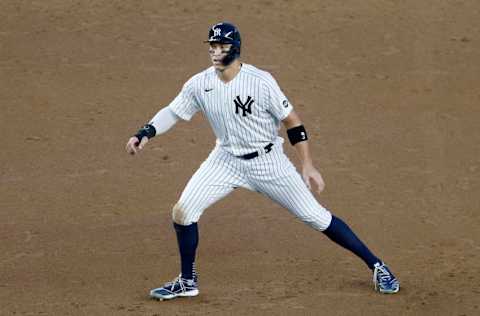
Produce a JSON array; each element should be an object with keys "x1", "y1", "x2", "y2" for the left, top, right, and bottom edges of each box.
[{"x1": 302, "y1": 164, "x2": 325, "y2": 193}]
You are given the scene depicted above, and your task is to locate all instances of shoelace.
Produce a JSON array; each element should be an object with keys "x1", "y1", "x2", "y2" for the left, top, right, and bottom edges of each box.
[
  {"x1": 165, "y1": 275, "x2": 197, "y2": 292},
  {"x1": 375, "y1": 266, "x2": 394, "y2": 283},
  {"x1": 165, "y1": 275, "x2": 186, "y2": 292}
]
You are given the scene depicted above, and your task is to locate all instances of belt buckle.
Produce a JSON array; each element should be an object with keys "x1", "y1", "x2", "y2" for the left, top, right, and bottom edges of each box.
[{"x1": 264, "y1": 143, "x2": 273, "y2": 154}]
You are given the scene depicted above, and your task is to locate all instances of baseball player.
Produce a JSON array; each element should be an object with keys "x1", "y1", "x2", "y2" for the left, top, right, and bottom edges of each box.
[{"x1": 125, "y1": 22, "x2": 400, "y2": 300}]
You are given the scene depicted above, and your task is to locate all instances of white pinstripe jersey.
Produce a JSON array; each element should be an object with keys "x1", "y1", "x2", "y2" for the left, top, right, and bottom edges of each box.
[{"x1": 168, "y1": 64, "x2": 293, "y2": 156}]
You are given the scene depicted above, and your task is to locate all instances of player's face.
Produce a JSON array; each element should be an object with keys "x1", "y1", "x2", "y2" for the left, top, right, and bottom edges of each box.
[{"x1": 209, "y1": 42, "x2": 232, "y2": 69}]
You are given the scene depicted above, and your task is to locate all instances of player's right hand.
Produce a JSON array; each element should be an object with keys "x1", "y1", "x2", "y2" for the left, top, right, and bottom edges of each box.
[{"x1": 125, "y1": 136, "x2": 148, "y2": 155}]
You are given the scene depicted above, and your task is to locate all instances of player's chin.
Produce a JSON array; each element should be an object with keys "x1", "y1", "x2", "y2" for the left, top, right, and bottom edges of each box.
[
  {"x1": 212, "y1": 63, "x2": 225, "y2": 70},
  {"x1": 211, "y1": 59, "x2": 225, "y2": 69}
]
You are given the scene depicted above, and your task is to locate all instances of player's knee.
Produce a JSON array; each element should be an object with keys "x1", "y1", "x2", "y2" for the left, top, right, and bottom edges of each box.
[
  {"x1": 297, "y1": 209, "x2": 332, "y2": 231},
  {"x1": 172, "y1": 202, "x2": 193, "y2": 225}
]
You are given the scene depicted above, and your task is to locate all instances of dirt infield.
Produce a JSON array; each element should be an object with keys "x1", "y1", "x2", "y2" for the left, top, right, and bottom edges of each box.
[{"x1": 1, "y1": 0, "x2": 479, "y2": 315}]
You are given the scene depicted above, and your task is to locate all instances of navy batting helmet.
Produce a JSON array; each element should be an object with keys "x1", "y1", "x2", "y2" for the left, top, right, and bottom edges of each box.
[{"x1": 205, "y1": 22, "x2": 241, "y2": 66}]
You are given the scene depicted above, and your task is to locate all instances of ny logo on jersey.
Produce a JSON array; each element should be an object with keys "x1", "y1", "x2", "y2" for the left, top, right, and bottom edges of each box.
[{"x1": 234, "y1": 95, "x2": 254, "y2": 117}]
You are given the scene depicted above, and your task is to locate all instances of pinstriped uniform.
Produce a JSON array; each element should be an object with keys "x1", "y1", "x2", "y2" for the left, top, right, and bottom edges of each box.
[{"x1": 166, "y1": 64, "x2": 332, "y2": 231}]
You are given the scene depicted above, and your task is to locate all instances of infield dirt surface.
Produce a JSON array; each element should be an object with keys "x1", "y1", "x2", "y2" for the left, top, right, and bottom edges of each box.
[{"x1": 1, "y1": 0, "x2": 479, "y2": 315}]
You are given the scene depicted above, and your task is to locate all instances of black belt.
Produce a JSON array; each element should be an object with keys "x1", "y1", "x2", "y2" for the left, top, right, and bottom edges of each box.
[{"x1": 240, "y1": 143, "x2": 274, "y2": 160}]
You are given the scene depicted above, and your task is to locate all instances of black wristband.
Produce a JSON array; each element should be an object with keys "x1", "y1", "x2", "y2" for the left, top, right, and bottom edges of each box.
[
  {"x1": 287, "y1": 125, "x2": 308, "y2": 146},
  {"x1": 134, "y1": 124, "x2": 156, "y2": 143}
]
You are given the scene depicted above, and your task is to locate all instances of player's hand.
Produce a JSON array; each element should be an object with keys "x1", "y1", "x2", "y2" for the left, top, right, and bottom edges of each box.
[
  {"x1": 302, "y1": 164, "x2": 325, "y2": 193},
  {"x1": 125, "y1": 136, "x2": 148, "y2": 155}
]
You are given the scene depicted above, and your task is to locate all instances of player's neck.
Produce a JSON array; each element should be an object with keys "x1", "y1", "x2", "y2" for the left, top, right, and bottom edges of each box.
[{"x1": 215, "y1": 61, "x2": 242, "y2": 83}]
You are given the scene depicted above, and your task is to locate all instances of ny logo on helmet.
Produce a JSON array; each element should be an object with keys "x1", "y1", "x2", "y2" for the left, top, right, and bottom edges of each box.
[
  {"x1": 213, "y1": 27, "x2": 221, "y2": 37},
  {"x1": 234, "y1": 96, "x2": 254, "y2": 117}
]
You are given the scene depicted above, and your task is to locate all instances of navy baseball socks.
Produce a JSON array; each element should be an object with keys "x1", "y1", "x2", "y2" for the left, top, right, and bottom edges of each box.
[
  {"x1": 323, "y1": 216, "x2": 380, "y2": 268},
  {"x1": 173, "y1": 222, "x2": 198, "y2": 281},
  {"x1": 149, "y1": 222, "x2": 200, "y2": 300},
  {"x1": 323, "y1": 215, "x2": 399, "y2": 293}
]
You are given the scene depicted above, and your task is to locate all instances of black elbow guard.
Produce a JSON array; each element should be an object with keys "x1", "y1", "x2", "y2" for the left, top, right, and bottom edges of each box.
[
  {"x1": 287, "y1": 125, "x2": 308, "y2": 145},
  {"x1": 134, "y1": 124, "x2": 156, "y2": 143}
]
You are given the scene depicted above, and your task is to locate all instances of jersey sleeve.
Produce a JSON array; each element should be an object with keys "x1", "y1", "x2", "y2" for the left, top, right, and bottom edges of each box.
[
  {"x1": 168, "y1": 77, "x2": 200, "y2": 121},
  {"x1": 264, "y1": 73, "x2": 293, "y2": 121}
]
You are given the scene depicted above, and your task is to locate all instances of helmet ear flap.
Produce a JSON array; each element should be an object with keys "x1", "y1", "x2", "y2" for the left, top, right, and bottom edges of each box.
[
  {"x1": 231, "y1": 44, "x2": 240, "y2": 57},
  {"x1": 222, "y1": 44, "x2": 240, "y2": 66}
]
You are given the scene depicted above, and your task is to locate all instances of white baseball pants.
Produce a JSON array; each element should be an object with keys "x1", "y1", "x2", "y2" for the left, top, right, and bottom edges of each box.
[{"x1": 172, "y1": 144, "x2": 332, "y2": 231}]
